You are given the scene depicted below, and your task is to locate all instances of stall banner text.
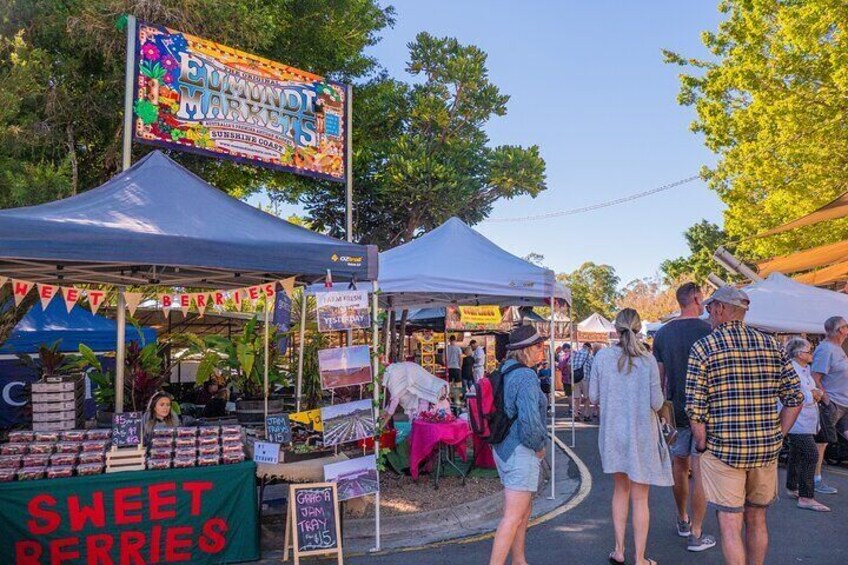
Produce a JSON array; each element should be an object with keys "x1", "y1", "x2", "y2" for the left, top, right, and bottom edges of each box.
[
  {"x1": 0, "y1": 275, "x2": 295, "y2": 320},
  {"x1": 316, "y1": 290, "x2": 370, "y2": 332},
  {"x1": 446, "y1": 305, "x2": 510, "y2": 331},
  {"x1": 0, "y1": 462, "x2": 259, "y2": 565},
  {"x1": 133, "y1": 22, "x2": 346, "y2": 182}
]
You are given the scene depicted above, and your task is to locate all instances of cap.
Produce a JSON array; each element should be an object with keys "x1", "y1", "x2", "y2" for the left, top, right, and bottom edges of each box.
[
  {"x1": 703, "y1": 286, "x2": 750, "y2": 311},
  {"x1": 506, "y1": 325, "x2": 545, "y2": 350}
]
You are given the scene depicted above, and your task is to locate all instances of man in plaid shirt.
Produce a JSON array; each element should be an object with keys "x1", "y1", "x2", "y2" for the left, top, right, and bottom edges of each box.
[{"x1": 686, "y1": 286, "x2": 803, "y2": 565}]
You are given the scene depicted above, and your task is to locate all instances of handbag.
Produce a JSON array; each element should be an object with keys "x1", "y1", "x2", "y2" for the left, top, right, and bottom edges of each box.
[{"x1": 657, "y1": 400, "x2": 678, "y2": 446}]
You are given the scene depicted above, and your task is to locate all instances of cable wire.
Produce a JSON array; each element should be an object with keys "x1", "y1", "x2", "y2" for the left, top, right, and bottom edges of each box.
[{"x1": 484, "y1": 174, "x2": 701, "y2": 223}]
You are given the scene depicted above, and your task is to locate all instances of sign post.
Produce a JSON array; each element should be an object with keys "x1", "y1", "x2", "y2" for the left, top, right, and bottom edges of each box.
[{"x1": 284, "y1": 483, "x2": 343, "y2": 564}]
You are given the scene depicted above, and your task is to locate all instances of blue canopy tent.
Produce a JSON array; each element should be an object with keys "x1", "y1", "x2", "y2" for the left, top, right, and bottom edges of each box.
[
  {"x1": 0, "y1": 150, "x2": 378, "y2": 412},
  {"x1": 0, "y1": 300, "x2": 156, "y2": 426}
]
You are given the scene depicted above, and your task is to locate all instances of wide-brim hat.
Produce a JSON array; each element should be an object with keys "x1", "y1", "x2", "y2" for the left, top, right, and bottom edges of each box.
[{"x1": 506, "y1": 325, "x2": 545, "y2": 350}]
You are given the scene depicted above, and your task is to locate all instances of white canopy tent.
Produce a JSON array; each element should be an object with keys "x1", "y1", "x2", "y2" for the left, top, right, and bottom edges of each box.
[
  {"x1": 743, "y1": 273, "x2": 848, "y2": 334},
  {"x1": 304, "y1": 217, "x2": 574, "y2": 497},
  {"x1": 577, "y1": 313, "x2": 616, "y2": 334},
  {"x1": 375, "y1": 217, "x2": 571, "y2": 308}
]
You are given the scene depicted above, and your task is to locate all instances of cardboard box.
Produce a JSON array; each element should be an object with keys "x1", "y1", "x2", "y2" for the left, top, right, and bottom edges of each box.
[
  {"x1": 32, "y1": 409, "x2": 83, "y2": 423},
  {"x1": 32, "y1": 400, "x2": 79, "y2": 413},
  {"x1": 32, "y1": 420, "x2": 78, "y2": 432},
  {"x1": 32, "y1": 380, "x2": 83, "y2": 393},
  {"x1": 32, "y1": 391, "x2": 81, "y2": 403}
]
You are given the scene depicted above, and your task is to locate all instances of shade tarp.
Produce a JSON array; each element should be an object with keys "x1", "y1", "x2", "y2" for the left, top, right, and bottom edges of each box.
[
  {"x1": 756, "y1": 191, "x2": 848, "y2": 238},
  {"x1": 743, "y1": 273, "x2": 848, "y2": 334},
  {"x1": 0, "y1": 300, "x2": 156, "y2": 354},
  {"x1": 354, "y1": 217, "x2": 569, "y2": 309},
  {"x1": 757, "y1": 239, "x2": 848, "y2": 277},
  {"x1": 577, "y1": 313, "x2": 616, "y2": 333},
  {"x1": 794, "y1": 261, "x2": 848, "y2": 286},
  {"x1": 0, "y1": 151, "x2": 377, "y2": 287}
]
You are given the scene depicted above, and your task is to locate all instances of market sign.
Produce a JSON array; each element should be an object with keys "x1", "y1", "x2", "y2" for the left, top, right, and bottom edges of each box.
[
  {"x1": 446, "y1": 305, "x2": 510, "y2": 332},
  {"x1": 0, "y1": 462, "x2": 259, "y2": 564},
  {"x1": 133, "y1": 22, "x2": 347, "y2": 182},
  {"x1": 316, "y1": 290, "x2": 370, "y2": 332}
]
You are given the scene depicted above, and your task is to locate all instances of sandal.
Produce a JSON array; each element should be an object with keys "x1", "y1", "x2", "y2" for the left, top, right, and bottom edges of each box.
[
  {"x1": 798, "y1": 500, "x2": 831, "y2": 512},
  {"x1": 608, "y1": 551, "x2": 625, "y2": 564}
]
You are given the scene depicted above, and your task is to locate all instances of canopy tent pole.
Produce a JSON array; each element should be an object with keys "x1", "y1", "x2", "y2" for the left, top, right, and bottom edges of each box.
[
  {"x1": 263, "y1": 297, "x2": 270, "y2": 425},
  {"x1": 115, "y1": 288, "x2": 127, "y2": 413},
  {"x1": 548, "y1": 291, "x2": 556, "y2": 500},
  {"x1": 370, "y1": 280, "x2": 381, "y2": 552},
  {"x1": 570, "y1": 316, "x2": 576, "y2": 448},
  {"x1": 295, "y1": 290, "x2": 307, "y2": 413},
  {"x1": 121, "y1": 15, "x2": 136, "y2": 171}
]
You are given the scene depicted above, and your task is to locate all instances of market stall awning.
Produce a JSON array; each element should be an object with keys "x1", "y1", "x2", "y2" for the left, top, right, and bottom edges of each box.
[
  {"x1": 794, "y1": 261, "x2": 848, "y2": 286},
  {"x1": 0, "y1": 151, "x2": 377, "y2": 287},
  {"x1": 369, "y1": 217, "x2": 570, "y2": 309},
  {"x1": 755, "y1": 190, "x2": 848, "y2": 238},
  {"x1": 0, "y1": 300, "x2": 156, "y2": 354},
  {"x1": 577, "y1": 313, "x2": 615, "y2": 333},
  {"x1": 743, "y1": 273, "x2": 848, "y2": 334},
  {"x1": 757, "y1": 239, "x2": 848, "y2": 277}
]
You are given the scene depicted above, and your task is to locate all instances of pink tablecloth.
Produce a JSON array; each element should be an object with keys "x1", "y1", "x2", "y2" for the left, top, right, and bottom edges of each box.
[{"x1": 409, "y1": 419, "x2": 471, "y2": 480}]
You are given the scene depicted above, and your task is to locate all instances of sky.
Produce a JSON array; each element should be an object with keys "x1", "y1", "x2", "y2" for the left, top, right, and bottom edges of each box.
[{"x1": 265, "y1": 1, "x2": 727, "y2": 286}]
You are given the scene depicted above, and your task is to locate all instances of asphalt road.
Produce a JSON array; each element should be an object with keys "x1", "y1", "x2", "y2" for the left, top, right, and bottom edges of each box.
[{"x1": 349, "y1": 420, "x2": 848, "y2": 564}]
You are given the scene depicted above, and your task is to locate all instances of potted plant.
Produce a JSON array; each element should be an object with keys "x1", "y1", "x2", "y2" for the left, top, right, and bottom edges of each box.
[
  {"x1": 77, "y1": 340, "x2": 175, "y2": 424},
  {"x1": 18, "y1": 340, "x2": 79, "y2": 378},
  {"x1": 181, "y1": 317, "x2": 289, "y2": 423}
]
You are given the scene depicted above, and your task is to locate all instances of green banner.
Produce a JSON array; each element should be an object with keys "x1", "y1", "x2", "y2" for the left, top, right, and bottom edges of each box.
[{"x1": 0, "y1": 461, "x2": 259, "y2": 564}]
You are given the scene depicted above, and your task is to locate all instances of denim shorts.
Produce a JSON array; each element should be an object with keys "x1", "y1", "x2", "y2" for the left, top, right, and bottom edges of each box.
[
  {"x1": 669, "y1": 426, "x2": 699, "y2": 459},
  {"x1": 494, "y1": 444, "x2": 541, "y2": 492}
]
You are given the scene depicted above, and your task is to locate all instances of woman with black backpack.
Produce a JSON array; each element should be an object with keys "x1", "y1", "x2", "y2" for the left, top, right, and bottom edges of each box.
[{"x1": 488, "y1": 326, "x2": 548, "y2": 565}]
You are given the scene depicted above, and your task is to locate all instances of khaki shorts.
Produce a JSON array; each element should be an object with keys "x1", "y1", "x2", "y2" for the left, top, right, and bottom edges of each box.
[
  {"x1": 700, "y1": 451, "x2": 777, "y2": 513},
  {"x1": 573, "y1": 379, "x2": 589, "y2": 398}
]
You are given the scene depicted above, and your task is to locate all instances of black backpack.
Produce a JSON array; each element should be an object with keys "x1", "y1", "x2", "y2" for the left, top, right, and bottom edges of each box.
[{"x1": 468, "y1": 362, "x2": 525, "y2": 445}]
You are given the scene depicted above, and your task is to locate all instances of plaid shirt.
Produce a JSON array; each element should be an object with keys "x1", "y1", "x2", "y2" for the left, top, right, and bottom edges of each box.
[
  {"x1": 572, "y1": 348, "x2": 592, "y2": 372},
  {"x1": 686, "y1": 320, "x2": 804, "y2": 469}
]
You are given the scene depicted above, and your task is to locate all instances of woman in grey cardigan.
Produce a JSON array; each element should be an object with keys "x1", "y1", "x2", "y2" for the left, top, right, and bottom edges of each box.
[{"x1": 589, "y1": 308, "x2": 673, "y2": 565}]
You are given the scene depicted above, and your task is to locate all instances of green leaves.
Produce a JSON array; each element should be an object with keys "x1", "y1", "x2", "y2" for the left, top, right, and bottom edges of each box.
[
  {"x1": 667, "y1": 1, "x2": 848, "y2": 263},
  {"x1": 133, "y1": 99, "x2": 158, "y2": 125},
  {"x1": 560, "y1": 262, "x2": 620, "y2": 321},
  {"x1": 139, "y1": 61, "x2": 166, "y2": 80}
]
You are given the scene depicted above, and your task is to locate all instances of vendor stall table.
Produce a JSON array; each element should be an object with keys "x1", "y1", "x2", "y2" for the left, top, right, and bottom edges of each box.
[
  {"x1": 409, "y1": 419, "x2": 471, "y2": 488},
  {"x1": 0, "y1": 461, "x2": 259, "y2": 564}
]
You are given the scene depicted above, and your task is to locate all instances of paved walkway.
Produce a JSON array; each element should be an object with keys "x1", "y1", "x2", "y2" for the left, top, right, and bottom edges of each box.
[{"x1": 348, "y1": 419, "x2": 848, "y2": 564}]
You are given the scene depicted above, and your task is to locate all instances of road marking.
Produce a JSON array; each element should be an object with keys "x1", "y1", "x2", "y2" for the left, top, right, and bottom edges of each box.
[{"x1": 358, "y1": 433, "x2": 593, "y2": 556}]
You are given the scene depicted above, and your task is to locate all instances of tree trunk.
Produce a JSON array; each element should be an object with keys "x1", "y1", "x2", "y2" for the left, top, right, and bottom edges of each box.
[{"x1": 66, "y1": 125, "x2": 78, "y2": 196}]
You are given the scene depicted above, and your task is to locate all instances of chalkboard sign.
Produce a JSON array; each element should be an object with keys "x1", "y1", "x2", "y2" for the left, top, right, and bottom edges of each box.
[
  {"x1": 111, "y1": 412, "x2": 143, "y2": 447},
  {"x1": 266, "y1": 414, "x2": 292, "y2": 444},
  {"x1": 284, "y1": 482, "x2": 342, "y2": 564}
]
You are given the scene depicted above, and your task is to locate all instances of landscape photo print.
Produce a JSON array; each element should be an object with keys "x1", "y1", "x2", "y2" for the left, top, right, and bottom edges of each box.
[
  {"x1": 323, "y1": 454, "x2": 379, "y2": 501},
  {"x1": 320, "y1": 399, "x2": 375, "y2": 446},
  {"x1": 318, "y1": 345, "x2": 372, "y2": 390}
]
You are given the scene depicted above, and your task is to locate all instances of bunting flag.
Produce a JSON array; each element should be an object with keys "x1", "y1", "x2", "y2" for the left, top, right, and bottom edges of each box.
[
  {"x1": 211, "y1": 291, "x2": 227, "y2": 308},
  {"x1": 61, "y1": 287, "x2": 81, "y2": 313},
  {"x1": 124, "y1": 292, "x2": 144, "y2": 317},
  {"x1": 11, "y1": 280, "x2": 33, "y2": 306},
  {"x1": 280, "y1": 277, "x2": 296, "y2": 298},
  {"x1": 87, "y1": 289, "x2": 107, "y2": 315},
  {"x1": 245, "y1": 285, "x2": 262, "y2": 303},
  {"x1": 160, "y1": 294, "x2": 173, "y2": 318},
  {"x1": 0, "y1": 272, "x2": 315, "y2": 318},
  {"x1": 37, "y1": 283, "x2": 58, "y2": 310},
  {"x1": 261, "y1": 282, "x2": 276, "y2": 298},
  {"x1": 178, "y1": 293, "x2": 192, "y2": 317},
  {"x1": 193, "y1": 292, "x2": 209, "y2": 316}
]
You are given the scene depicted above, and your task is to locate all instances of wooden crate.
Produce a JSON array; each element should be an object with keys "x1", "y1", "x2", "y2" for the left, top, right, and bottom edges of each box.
[{"x1": 106, "y1": 446, "x2": 146, "y2": 473}]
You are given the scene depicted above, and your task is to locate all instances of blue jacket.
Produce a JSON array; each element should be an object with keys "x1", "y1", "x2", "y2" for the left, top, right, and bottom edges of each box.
[{"x1": 494, "y1": 359, "x2": 549, "y2": 461}]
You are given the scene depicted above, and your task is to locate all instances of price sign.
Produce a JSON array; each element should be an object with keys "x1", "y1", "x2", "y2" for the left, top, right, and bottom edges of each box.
[
  {"x1": 253, "y1": 441, "x2": 280, "y2": 465},
  {"x1": 284, "y1": 483, "x2": 342, "y2": 563},
  {"x1": 111, "y1": 412, "x2": 143, "y2": 447},
  {"x1": 266, "y1": 414, "x2": 292, "y2": 444}
]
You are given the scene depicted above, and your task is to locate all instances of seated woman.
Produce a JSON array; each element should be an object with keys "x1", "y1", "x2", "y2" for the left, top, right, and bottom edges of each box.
[
  {"x1": 202, "y1": 388, "x2": 230, "y2": 419},
  {"x1": 143, "y1": 391, "x2": 180, "y2": 442}
]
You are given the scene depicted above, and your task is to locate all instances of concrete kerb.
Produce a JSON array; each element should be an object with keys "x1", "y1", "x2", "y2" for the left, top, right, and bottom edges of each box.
[{"x1": 258, "y1": 434, "x2": 591, "y2": 560}]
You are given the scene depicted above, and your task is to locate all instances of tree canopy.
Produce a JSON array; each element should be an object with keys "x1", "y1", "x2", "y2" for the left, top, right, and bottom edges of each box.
[
  {"x1": 559, "y1": 262, "x2": 620, "y2": 321},
  {"x1": 286, "y1": 33, "x2": 547, "y2": 248},
  {"x1": 660, "y1": 220, "x2": 730, "y2": 284},
  {"x1": 617, "y1": 276, "x2": 681, "y2": 322},
  {"x1": 0, "y1": 0, "x2": 394, "y2": 207},
  {"x1": 665, "y1": 0, "x2": 848, "y2": 262}
]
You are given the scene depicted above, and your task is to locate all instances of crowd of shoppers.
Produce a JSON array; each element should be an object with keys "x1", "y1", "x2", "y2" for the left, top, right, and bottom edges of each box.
[{"x1": 485, "y1": 280, "x2": 848, "y2": 565}]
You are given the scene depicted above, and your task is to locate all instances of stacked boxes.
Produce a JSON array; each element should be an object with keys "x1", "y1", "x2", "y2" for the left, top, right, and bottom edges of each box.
[{"x1": 30, "y1": 375, "x2": 85, "y2": 432}]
